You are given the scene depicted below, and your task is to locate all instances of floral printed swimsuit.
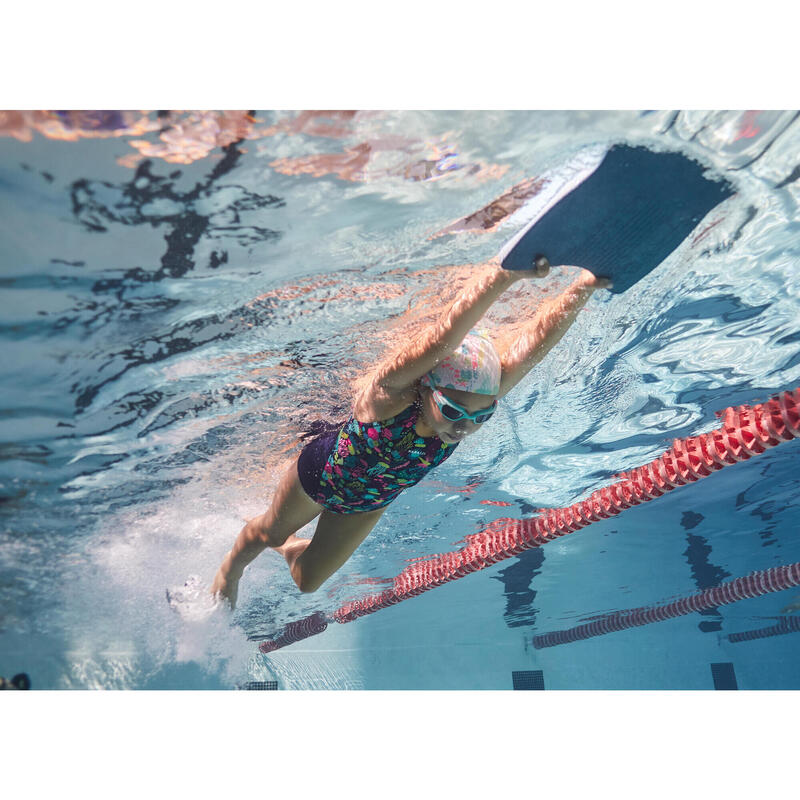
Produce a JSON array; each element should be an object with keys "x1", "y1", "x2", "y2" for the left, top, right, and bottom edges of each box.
[{"x1": 297, "y1": 403, "x2": 458, "y2": 514}]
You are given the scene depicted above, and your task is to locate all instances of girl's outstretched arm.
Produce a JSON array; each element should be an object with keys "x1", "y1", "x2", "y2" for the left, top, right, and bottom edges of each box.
[
  {"x1": 372, "y1": 260, "x2": 546, "y2": 396},
  {"x1": 496, "y1": 269, "x2": 609, "y2": 399}
]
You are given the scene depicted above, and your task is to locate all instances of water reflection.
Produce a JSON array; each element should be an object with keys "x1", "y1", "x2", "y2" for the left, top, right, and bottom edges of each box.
[
  {"x1": 269, "y1": 136, "x2": 506, "y2": 184},
  {"x1": 434, "y1": 176, "x2": 548, "y2": 237},
  {"x1": 679, "y1": 510, "x2": 731, "y2": 632},
  {"x1": 1, "y1": 110, "x2": 512, "y2": 190},
  {"x1": 0, "y1": 110, "x2": 264, "y2": 167},
  {"x1": 119, "y1": 111, "x2": 262, "y2": 167},
  {"x1": 0, "y1": 110, "x2": 161, "y2": 141}
]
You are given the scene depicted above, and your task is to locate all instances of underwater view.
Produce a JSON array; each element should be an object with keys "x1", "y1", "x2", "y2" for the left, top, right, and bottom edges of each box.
[{"x1": 1, "y1": 109, "x2": 799, "y2": 690}]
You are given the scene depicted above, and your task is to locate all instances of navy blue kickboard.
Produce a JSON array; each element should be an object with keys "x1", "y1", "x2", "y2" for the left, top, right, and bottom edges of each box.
[{"x1": 499, "y1": 145, "x2": 735, "y2": 294}]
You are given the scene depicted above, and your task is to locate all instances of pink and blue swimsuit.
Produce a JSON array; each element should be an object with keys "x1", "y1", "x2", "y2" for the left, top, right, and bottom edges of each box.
[{"x1": 297, "y1": 403, "x2": 458, "y2": 514}]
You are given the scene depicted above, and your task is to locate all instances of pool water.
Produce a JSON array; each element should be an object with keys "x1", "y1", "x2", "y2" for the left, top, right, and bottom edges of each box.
[{"x1": 1, "y1": 110, "x2": 798, "y2": 689}]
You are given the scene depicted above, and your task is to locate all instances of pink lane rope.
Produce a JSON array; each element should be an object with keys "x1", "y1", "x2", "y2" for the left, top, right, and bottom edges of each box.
[
  {"x1": 258, "y1": 387, "x2": 800, "y2": 654},
  {"x1": 532, "y1": 562, "x2": 800, "y2": 649}
]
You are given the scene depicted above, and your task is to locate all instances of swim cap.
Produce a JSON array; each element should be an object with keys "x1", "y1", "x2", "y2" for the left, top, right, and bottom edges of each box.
[{"x1": 424, "y1": 331, "x2": 501, "y2": 395}]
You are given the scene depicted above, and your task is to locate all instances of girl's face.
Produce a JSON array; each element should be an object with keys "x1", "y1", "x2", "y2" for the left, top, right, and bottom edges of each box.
[{"x1": 420, "y1": 385, "x2": 497, "y2": 443}]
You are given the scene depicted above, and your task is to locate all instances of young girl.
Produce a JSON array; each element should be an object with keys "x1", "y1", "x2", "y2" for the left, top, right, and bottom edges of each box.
[{"x1": 210, "y1": 259, "x2": 608, "y2": 608}]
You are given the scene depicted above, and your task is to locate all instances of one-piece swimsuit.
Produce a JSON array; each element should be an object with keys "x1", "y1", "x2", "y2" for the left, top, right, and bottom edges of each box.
[{"x1": 297, "y1": 402, "x2": 458, "y2": 514}]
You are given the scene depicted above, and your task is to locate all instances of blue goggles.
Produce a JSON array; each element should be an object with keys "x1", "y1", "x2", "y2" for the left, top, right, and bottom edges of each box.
[{"x1": 429, "y1": 387, "x2": 497, "y2": 424}]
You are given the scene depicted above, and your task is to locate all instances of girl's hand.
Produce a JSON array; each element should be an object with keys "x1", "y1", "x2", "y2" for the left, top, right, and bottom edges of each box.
[
  {"x1": 496, "y1": 254, "x2": 551, "y2": 281},
  {"x1": 504, "y1": 259, "x2": 613, "y2": 291},
  {"x1": 497, "y1": 256, "x2": 613, "y2": 290},
  {"x1": 574, "y1": 268, "x2": 613, "y2": 292}
]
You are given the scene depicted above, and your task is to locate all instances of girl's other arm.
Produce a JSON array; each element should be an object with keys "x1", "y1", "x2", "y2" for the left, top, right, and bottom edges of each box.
[{"x1": 496, "y1": 269, "x2": 609, "y2": 399}]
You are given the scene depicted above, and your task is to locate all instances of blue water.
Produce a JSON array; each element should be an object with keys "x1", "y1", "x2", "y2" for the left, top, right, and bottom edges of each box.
[{"x1": 1, "y1": 110, "x2": 799, "y2": 689}]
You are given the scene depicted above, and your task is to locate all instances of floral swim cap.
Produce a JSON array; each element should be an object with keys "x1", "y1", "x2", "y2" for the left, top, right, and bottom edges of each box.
[{"x1": 424, "y1": 331, "x2": 501, "y2": 396}]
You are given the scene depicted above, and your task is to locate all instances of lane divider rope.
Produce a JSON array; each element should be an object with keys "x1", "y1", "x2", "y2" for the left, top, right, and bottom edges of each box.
[
  {"x1": 532, "y1": 561, "x2": 800, "y2": 649},
  {"x1": 727, "y1": 615, "x2": 800, "y2": 644}
]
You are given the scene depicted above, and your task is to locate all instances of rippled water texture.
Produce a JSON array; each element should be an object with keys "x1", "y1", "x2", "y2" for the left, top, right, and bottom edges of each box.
[{"x1": 1, "y1": 110, "x2": 798, "y2": 689}]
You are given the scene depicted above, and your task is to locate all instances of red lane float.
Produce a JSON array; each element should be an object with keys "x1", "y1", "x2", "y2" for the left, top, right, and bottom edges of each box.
[
  {"x1": 256, "y1": 388, "x2": 800, "y2": 653},
  {"x1": 532, "y1": 562, "x2": 800, "y2": 649},
  {"x1": 727, "y1": 615, "x2": 800, "y2": 644}
]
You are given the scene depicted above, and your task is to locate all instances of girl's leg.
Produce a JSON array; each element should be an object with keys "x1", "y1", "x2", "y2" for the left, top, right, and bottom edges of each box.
[
  {"x1": 244, "y1": 457, "x2": 325, "y2": 549},
  {"x1": 278, "y1": 505, "x2": 388, "y2": 593},
  {"x1": 211, "y1": 457, "x2": 324, "y2": 606}
]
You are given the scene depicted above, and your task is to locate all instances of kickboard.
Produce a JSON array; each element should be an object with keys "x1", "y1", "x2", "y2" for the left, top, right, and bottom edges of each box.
[{"x1": 498, "y1": 144, "x2": 735, "y2": 294}]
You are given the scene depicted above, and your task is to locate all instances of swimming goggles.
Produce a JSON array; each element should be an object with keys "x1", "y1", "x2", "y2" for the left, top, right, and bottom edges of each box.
[{"x1": 428, "y1": 387, "x2": 497, "y2": 424}]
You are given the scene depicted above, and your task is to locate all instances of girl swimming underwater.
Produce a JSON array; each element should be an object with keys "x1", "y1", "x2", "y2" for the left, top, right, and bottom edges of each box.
[{"x1": 210, "y1": 259, "x2": 609, "y2": 608}]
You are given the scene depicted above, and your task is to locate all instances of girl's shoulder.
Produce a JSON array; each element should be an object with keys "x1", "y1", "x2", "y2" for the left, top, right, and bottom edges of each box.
[{"x1": 353, "y1": 379, "x2": 417, "y2": 425}]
